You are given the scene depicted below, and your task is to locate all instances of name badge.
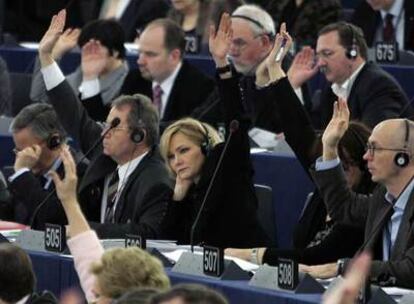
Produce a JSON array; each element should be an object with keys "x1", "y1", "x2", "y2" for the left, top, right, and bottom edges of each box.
[
  {"x1": 375, "y1": 42, "x2": 399, "y2": 63},
  {"x1": 203, "y1": 245, "x2": 224, "y2": 277},
  {"x1": 277, "y1": 258, "x2": 299, "y2": 290},
  {"x1": 44, "y1": 223, "x2": 66, "y2": 253},
  {"x1": 125, "y1": 234, "x2": 146, "y2": 249}
]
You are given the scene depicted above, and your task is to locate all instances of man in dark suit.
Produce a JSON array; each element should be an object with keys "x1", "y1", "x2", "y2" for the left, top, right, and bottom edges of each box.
[
  {"x1": 288, "y1": 21, "x2": 413, "y2": 130},
  {"x1": 8, "y1": 103, "x2": 79, "y2": 230},
  {"x1": 351, "y1": 0, "x2": 414, "y2": 51},
  {"x1": 38, "y1": 10, "x2": 173, "y2": 239},
  {"x1": 82, "y1": 18, "x2": 216, "y2": 127},
  {"x1": 301, "y1": 99, "x2": 414, "y2": 288}
]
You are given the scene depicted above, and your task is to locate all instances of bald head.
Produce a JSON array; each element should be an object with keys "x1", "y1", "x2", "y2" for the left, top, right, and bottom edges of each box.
[{"x1": 373, "y1": 119, "x2": 413, "y2": 154}]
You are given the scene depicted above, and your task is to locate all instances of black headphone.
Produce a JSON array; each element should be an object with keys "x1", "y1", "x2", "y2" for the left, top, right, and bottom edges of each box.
[
  {"x1": 46, "y1": 133, "x2": 62, "y2": 150},
  {"x1": 395, "y1": 119, "x2": 411, "y2": 167},
  {"x1": 345, "y1": 23, "x2": 358, "y2": 60},
  {"x1": 200, "y1": 123, "x2": 212, "y2": 156},
  {"x1": 129, "y1": 97, "x2": 146, "y2": 144}
]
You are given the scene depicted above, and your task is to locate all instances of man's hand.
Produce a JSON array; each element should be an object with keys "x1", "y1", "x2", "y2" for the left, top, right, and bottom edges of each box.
[
  {"x1": 49, "y1": 146, "x2": 78, "y2": 206},
  {"x1": 255, "y1": 23, "x2": 292, "y2": 87},
  {"x1": 323, "y1": 253, "x2": 371, "y2": 304},
  {"x1": 322, "y1": 98, "x2": 350, "y2": 160},
  {"x1": 299, "y1": 262, "x2": 338, "y2": 279},
  {"x1": 287, "y1": 46, "x2": 318, "y2": 89},
  {"x1": 39, "y1": 9, "x2": 66, "y2": 67},
  {"x1": 209, "y1": 13, "x2": 232, "y2": 67},
  {"x1": 14, "y1": 145, "x2": 42, "y2": 171},
  {"x1": 52, "y1": 28, "x2": 81, "y2": 60},
  {"x1": 81, "y1": 40, "x2": 109, "y2": 80}
]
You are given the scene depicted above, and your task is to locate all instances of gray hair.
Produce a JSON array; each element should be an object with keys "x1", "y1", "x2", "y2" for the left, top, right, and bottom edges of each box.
[
  {"x1": 11, "y1": 103, "x2": 66, "y2": 140},
  {"x1": 232, "y1": 4, "x2": 275, "y2": 39}
]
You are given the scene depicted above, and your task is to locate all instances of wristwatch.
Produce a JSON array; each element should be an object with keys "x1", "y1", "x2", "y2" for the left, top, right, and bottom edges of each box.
[
  {"x1": 216, "y1": 64, "x2": 231, "y2": 74},
  {"x1": 337, "y1": 258, "x2": 346, "y2": 276}
]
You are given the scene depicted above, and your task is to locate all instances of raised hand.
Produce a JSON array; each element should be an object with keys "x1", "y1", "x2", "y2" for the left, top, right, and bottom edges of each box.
[
  {"x1": 81, "y1": 39, "x2": 109, "y2": 80},
  {"x1": 39, "y1": 9, "x2": 66, "y2": 66},
  {"x1": 14, "y1": 145, "x2": 42, "y2": 172},
  {"x1": 255, "y1": 23, "x2": 292, "y2": 87},
  {"x1": 52, "y1": 28, "x2": 81, "y2": 60},
  {"x1": 287, "y1": 46, "x2": 319, "y2": 89},
  {"x1": 49, "y1": 146, "x2": 78, "y2": 206},
  {"x1": 209, "y1": 13, "x2": 232, "y2": 67},
  {"x1": 322, "y1": 98, "x2": 350, "y2": 160}
]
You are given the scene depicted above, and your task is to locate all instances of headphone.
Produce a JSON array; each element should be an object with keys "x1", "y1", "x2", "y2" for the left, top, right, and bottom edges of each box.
[
  {"x1": 129, "y1": 96, "x2": 146, "y2": 144},
  {"x1": 395, "y1": 119, "x2": 411, "y2": 167},
  {"x1": 46, "y1": 133, "x2": 62, "y2": 150},
  {"x1": 345, "y1": 23, "x2": 358, "y2": 60},
  {"x1": 200, "y1": 123, "x2": 212, "y2": 156}
]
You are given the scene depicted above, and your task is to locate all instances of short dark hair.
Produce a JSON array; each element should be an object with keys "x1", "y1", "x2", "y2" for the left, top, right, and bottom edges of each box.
[
  {"x1": 78, "y1": 19, "x2": 126, "y2": 59},
  {"x1": 145, "y1": 19, "x2": 186, "y2": 58},
  {"x1": 0, "y1": 243, "x2": 36, "y2": 302},
  {"x1": 113, "y1": 288, "x2": 160, "y2": 304},
  {"x1": 318, "y1": 22, "x2": 368, "y2": 60},
  {"x1": 11, "y1": 103, "x2": 67, "y2": 141},
  {"x1": 150, "y1": 284, "x2": 228, "y2": 304},
  {"x1": 112, "y1": 94, "x2": 159, "y2": 147}
]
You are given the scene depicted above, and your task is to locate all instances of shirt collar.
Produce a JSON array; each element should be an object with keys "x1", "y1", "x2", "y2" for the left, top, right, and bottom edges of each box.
[
  {"x1": 16, "y1": 294, "x2": 31, "y2": 304},
  {"x1": 380, "y1": 0, "x2": 404, "y2": 20},
  {"x1": 152, "y1": 61, "x2": 183, "y2": 96},
  {"x1": 116, "y1": 151, "x2": 148, "y2": 185},
  {"x1": 42, "y1": 157, "x2": 63, "y2": 190},
  {"x1": 331, "y1": 62, "x2": 365, "y2": 100},
  {"x1": 385, "y1": 177, "x2": 414, "y2": 211}
]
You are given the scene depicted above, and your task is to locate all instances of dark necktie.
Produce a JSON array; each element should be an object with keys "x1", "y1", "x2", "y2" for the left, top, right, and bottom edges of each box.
[
  {"x1": 104, "y1": 171, "x2": 119, "y2": 223},
  {"x1": 383, "y1": 13, "x2": 395, "y2": 42},
  {"x1": 152, "y1": 84, "x2": 163, "y2": 114}
]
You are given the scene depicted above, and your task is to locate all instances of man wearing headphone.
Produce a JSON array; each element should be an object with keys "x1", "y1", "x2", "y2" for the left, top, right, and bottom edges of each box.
[
  {"x1": 37, "y1": 10, "x2": 172, "y2": 239},
  {"x1": 8, "y1": 103, "x2": 75, "y2": 229},
  {"x1": 301, "y1": 99, "x2": 414, "y2": 288},
  {"x1": 288, "y1": 21, "x2": 413, "y2": 130}
]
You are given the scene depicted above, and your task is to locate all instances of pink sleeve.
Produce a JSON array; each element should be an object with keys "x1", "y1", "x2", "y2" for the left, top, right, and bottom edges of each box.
[{"x1": 67, "y1": 230, "x2": 104, "y2": 302}]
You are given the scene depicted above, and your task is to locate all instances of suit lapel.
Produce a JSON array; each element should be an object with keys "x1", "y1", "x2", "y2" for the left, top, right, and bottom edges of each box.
[
  {"x1": 163, "y1": 63, "x2": 185, "y2": 121},
  {"x1": 79, "y1": 155, "x2": 116, "y2": 193},
  {"x1": 391, "y1": 188, "x2": 414, "y2": 259}
]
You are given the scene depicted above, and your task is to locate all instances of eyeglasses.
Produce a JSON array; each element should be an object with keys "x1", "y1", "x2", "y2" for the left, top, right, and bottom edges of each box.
[
  {"x1": 365, "y1": 143, "x2": 406, "y2": 157},
  {"x1": 231, "y1": 34, "x2": 264, "y2": 52},
  {"x1": 102, "y1": 122, "x2": 130, "y2": 133}
]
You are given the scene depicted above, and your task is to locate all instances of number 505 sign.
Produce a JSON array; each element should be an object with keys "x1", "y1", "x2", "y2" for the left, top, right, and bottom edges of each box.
[{"x1": 44, "y1": 223, "x2": 66, "y2": 252}]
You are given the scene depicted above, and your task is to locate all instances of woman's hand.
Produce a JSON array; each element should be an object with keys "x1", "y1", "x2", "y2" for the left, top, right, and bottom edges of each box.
[
  {"x1": 173, "y1": 175, "x2": 193, "y2": 201},
  {"x1": 51, "y1": 27, "x2": 81, "y2": 60}
]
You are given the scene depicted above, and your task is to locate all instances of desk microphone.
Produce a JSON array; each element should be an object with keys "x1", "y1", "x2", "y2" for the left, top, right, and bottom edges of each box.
[
  {"x1": 190, "y1": 120, "x2": 239, "y2": 252},
  {"x1": 28, "y1": 117, "x2": 121, "y2": 229}
]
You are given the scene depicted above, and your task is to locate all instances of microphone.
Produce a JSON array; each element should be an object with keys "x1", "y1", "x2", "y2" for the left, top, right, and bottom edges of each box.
[
  {"x1": 28, "y1": 117, "x2": 121, "y2": 229},
  {"x1": 190, "y1": 119, "x2": 239, "y2": 252}
]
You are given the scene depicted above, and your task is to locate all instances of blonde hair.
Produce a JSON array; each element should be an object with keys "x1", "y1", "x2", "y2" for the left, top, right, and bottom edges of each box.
[
  {"x1": 90, "y1": 247, "x2": 170, "y2": 299},
  {"x1": 160, "y1": 118, "x2": 222, "y2": 175}
]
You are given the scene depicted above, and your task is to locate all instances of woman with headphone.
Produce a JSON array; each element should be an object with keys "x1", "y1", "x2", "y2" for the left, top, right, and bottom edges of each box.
[{"x1": 158, "y1": 14, "x2": 270, "y2": 249}]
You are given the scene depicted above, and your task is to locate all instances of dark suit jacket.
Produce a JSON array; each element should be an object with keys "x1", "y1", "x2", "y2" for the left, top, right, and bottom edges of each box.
[
  {"x1": 47, "y1": 80, "x2": 173, "y2": 239},
  {"x1": 351, "y1": 0, "x2": 414, "y2": 51},
  {"x1": 84, "y1": 60, "x2": 216, "y2": 125},
  {"x1": 316, "y1": 62, "x2": 412, "y2": 129},
  {"x1": 160, "y1": 75, "x2": 269, "y2": 248},
  {"x1": 312, "y1": 165, "x2": 414, "y2": 287}
]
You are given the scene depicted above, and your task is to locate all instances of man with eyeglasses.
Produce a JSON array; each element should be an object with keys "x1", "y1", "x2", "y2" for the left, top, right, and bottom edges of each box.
[
  {"x1": 36, "y1": 10, "x2": 172, "y2": 239},
  {"x1": 288, "y1": 21, "x2": 412, "y2": 130},
  {"x1": 7, "y1": 103, "x2": 87, "y2": 230},
  {"x1": 300, "y1": 99, "x2": 414, "y2": 288}
]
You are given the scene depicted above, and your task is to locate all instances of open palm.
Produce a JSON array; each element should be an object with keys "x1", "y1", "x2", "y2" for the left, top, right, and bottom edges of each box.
[{"x1": 39, "y1": 9, "x2": 66, "y2": 56}]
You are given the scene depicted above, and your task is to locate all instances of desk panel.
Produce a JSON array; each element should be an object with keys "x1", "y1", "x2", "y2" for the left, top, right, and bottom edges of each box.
[{"x1": 28, "y1": 250, "x2": 321, "y2": 304}]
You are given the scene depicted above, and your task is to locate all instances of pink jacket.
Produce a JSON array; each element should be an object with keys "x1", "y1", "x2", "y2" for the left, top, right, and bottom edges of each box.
[{"x1": 67, "y1": 230, "x2": 104, "y2": 302}]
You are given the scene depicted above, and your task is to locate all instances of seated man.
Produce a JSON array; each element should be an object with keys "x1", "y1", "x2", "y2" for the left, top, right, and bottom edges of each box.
[
  {"x1": 81, "y1": 18, "x2": 216, "y2": 126},
  {"x1": 288, "y1": 21, "x2": 413, "y2": 129},
  {"x1": 8, "y1": 103, "x2": 81, "y2": 230},
  {"x1": 302, "y1": 98, "x2": 414, "y2": 288},
  {"x1": 351, "y1": 0, "x2": 414, "y2": 51},
  {"x1": 0, "y1": 242, "x2": 57, "y2": 303},
  {"x1": 38, "y1": 9, "x2": 172, "y2": 239}
]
